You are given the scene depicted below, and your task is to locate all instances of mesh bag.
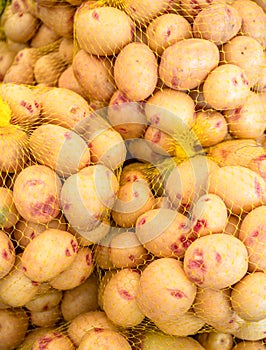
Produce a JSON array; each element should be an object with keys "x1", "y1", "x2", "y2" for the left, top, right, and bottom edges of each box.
[{"x1": 0, "y1": 0, "x2": 266, "y2": 349}]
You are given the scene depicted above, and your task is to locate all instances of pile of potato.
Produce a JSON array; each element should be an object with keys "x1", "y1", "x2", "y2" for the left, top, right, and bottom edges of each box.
[{"x1": 0, "y1": 0, "x2": 266, "y2": 349}]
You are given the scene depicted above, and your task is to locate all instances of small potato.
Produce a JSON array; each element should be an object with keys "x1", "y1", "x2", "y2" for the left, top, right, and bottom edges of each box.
[
  {"x1": 58, "y1": 66, "x2": 88, "y2": 100},
  {"x1": 192, "y1": 110, "x2": 228, "y2": 147},
  {"x1": 231, "y1": 316, "x2": 266, "y2": 341},
  {"x1": 34, "y1": 52, "x2": 67, "y2": 87},
  {"x1": 4, "y1": 12, "x2": 39, "y2": 43},
  {"x1": 232, "y1": 341, "x2": 266, "y2": 349},
  {"x1": 72, "y1": 49, "x2": 116, "y2": 102},
  {"x1": 103, "y1": 268, "x2": 145, "y2": 328},
  {"x1": 25, "y1": 289, "x2": 62, "y2": 312},
  {"x1": 30, "y1": 24, "x2": 61, "y2": 48},
  {"x1": 30, "y1": 305, "x2": 62, "y2": 327},
  {"x1": 146, "y1": 13, "x2": 192, "y2": 55},
  {"x1": 190, "y1": 193, "x2": 228, "y2": 237},
  {"x1": 208, "y1": 165, "x2": 266, "y2": 214},
  {"x1": 112, "y1": 180, "x2": 156, "y2": 228},
  {"x1": 159, "y1": 38, "x2": 219, "y2": 90},
  {"x1": 108, "y1": 90, "x2": 147, "y2": 139},
  {"x1": 232, "y1": 0, "x2": 266, "y2": 48},
  {"x1": 17, "y1": 327, "x2": 56, "y2": 350},
  {"x1": 0, "y1": 187, "x2": 19, "y2": 229},
  {"x1": 58, "y1": 38, "x2": 74, "y2": 65},
  {"x1": 183, "y1": 233, "x2": 248, "y2": 288},
  {"x1": 197, "y1": 332, "x2": 233, "y2": 350},
  {"x1": 0, "y1": 50, "x2": 16, "y2": 80},
  {"x1": 203, "y1": 64, "x2": 250, "y2": 110},
  {"x1": 144, "y1": 126, "x2": 176, "y2": 156},
  {"x1": 193, "y1": 3, "x2": 242, "y2": 45},
  {"x1": 75, "y1": 5, "x2": 134, "y2": 56},
  {"x1": 67, "y1": 310, "x2": 117, "y2": 347},
  {"x1": 238, "y1": 206, "x2": 266, "y2": 272},
  {"x1": 29, "y1": 123, "x2": 91, "y2": 177},
  {"x1": 61, "y1": 274, "x2": 99, "y2": 321},
  {"x1": 223, "y1": 91, "x2": 266, "y2": 139},
  {"x1": 21, "y1": 228, "x2": 79, "y2": 282},
  {"x1": 0, "y1": 230, "x2": 15, "y2": 279},
  {"x1": 231, "y1": 272, "x2": 266, "y2": 322},
  {"x1": 222, "y1": 36, "x2": 265, "y2": 87},
  {"x1": 13, "y1": 165, "x2": 62, "y2": 224},
  {"x1": 32, "y1": 331, "x2": 74, "y2": 350},
  {"x1": 114, "y1": 42, "x2": 158, "y2": 101},
  {"x1": 0, "y1": 308, "x2": 28, "y2": 350},
  {"x1": 136, "y1": 258, "x2": 197, "y2": 323}
]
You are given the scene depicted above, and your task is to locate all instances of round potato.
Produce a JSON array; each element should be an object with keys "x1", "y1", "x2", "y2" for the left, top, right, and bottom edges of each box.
[
  {"x1": 0, "y1": 230, "x2": 15, "y2": 279},
  {"x1": 4, "y1": 12, "x2": 39, "y2": 43},
  {"x1": 30, "y1": 305, "x2": 62, "y2": 327},
  {"x1": 30, "y1": 24, "x2": 61, "y2": 48},
  {"x1": 21, "y1": 228, "x2": 79, "y2": 282},
  {"x1": 193, "y1": 3, "x2": 242, "y2": 45},
  {"x1": 203, "y1": 64, "x2": 250, "y2": 110},
  {"x1": 25, "y1": 289, "x2": 62, "y2": 312},
  {"x1": 17, "y1": 327, "x2": 56, "y2": 350},
  {"x1": 159, "y1": 38, "x2": 219, "y2": 90},
  {"x1": 184, "y1": 233, "x2": 248, "y2": 288},
  {"x1": 114, "y1": 42, "x2": 158, "y2": 101},
  {"x1": 3, "y1": 62, "x2": 35, "y2": 85},
  {"x1": 0, "y1": 187, "x2": 19, "y2": 229},
  {"x1": 197, "y1": 332, "x2": 233, "y2": 350},
  {"x1": 32, "y1": 331, "x2": 74, "y2": 350}
]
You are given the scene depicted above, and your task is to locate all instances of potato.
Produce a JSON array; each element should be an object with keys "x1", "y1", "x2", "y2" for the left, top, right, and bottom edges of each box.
[
  {"x1": 13, "y1": 165, "x2": 62, "y2": 224},
  {"x1": 30, "y1": 24, "x2": 61, "y2": 48},
  {"x1": 184, "y1": 233, "x2": 248, "y2": 288},
  {"x1": 127, "y1": 138, "x2": 167, "y2": 164},
  {"x1": 136, "y1": 258, "x2": 197, "y2": 322},
  {"x1": 192, "y1": 110, "x2": 228, "y2": 147},
  {"x1": 61, "y1": 274, "x2": 99, "y2": 321},
  {"x1": 232, "y1": 341, "x2": 266, "y2": 349},
  {"x1": 50, "y1": 247, "x2": 94, "y2": 290},
  {"x1": 58, "y1": 38, "x2": 74, "y2": 65},
  {"x1": 222, "y1": 36, "x2": 264, "y2": 87},
  {"x1": 0, "y1": 50, "x2": 16, "y2": 80},
  {"x1": 0, "y1": 187, "x2": 19, "y2": 229},
  {"x1": 144, "y1": 126, "x2": 176, "y2": 156},
  {"x1": 7, "y1": 39, "x2": 28, "y2": 53},
  {"x1": 21, "y1": 228, "x2": 78, "y2": 282},
  {"x1": 61, "y1": 165, "x2": 118, "y2": 233},
  {"x1": 36, "y1": 3, "x2": 75, "y2": 38},
  {"x1": 32, "y1": 331, "x2": 74, "y2": 350},
  {"x1": 67, "y1": 310, "x2": 117, "y2": 347},
  {"x1": 159, "y1": 38, "x2": 219, "y2": 90},
  {"x1": 3, "y1": 62, "x2": 35, "y2": 85},
  {"x1": 238, "y1": 206, "x2": 266, "y2": 272},
  {"x1": 0, "y1": 308, "x2": 28, "y2": 350},
  {"x1": 25, "y1": 289, "x2": 62, "y2": 312},
  {"x1": 40, "y1": 87, "x2": 92, "y2": 129},
  {"x1": 75, "y1": 5, "x2": 134, "y2": 56},
  {"x1": 4, "y1": 12, "x2": 39, "y2": 43},
  {"x1": 103, "y1": 268, "x2": 144, "y2": 328},
  {"x1": 30, "y1": 305, "x2": 62, "y2": 327},
  {"x1": 73, "y1": 49, "x2": 116, "y2": 102},
  {"x1": 58, "y1": 66, "x2": 88, "y2": 100},
  {"x1": 203, "y1": 64, "x2": 250, "y2": 110},
  {"x1": 0, "y1": 255, "x2": 40, "y2": 307},
  {"x1": 254, "y1": 56, "x2": 266, "y2": 92},
  {"x1": 17, "y1": 327, "x2": 56, "y2": 350},
  {"x1": 72, "y1": 217, "x2": 110, "y2": 246},
  {"x1": 146, "y1": 13, "x2": 192, "y2": 55},
  {"x1": 29, "y1": 123, "x2": 91, "y2": 177},
  {"x1": 108, "y1": 90, "x2": 147, "y2": 139},
  {"x1": 232, "y1": 0, "x2": 266, "y2": 48},
  {"x1": 197, "y1": 332, "x2": 233, "y2": 350},
  {"x1": 180, "y1": 0, "x2": 227, "y2": 20},
  {"x1": 193, "y1": 3, "x2": 242, "y2": 45},
  {"x1": 231, "y1": 316, "x2": 266, "y2": 341},
  {"x1": 208, "y1": 165, "x2": 266, "y2": 214},
  {"x1": 0, "y1": 230, "x2": 15, "y2": 279},
  {"x1": 11, "y1": 0, "x2": 30, "y2": 13},
  {"x1": 112, "y1": 180, "x2": 156, "y2": 228},
  {"x1": 189, "y1": 84, "x2": 213, "y2": 111},
  {"x1": 114, "y1": 42, "x2": 158, "y2": 101}
]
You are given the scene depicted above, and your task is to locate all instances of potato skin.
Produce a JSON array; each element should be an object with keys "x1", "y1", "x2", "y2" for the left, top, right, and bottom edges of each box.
[{"x1": 4, "y1": 12, "x2": 39, "y2": 43}]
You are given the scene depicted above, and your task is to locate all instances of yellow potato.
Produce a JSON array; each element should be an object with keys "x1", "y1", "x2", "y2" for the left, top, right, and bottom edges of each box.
[
  {"x1": 203, "y1": 64, "x2": 250, "y2": 110},
  {"x1": 232, "y1": 341, "x2": 266, "y2": 349},
  {"x1": 0, "y1": 50, "x2": 16, "y2": 80},
  {"x1": 144, "y1": 126, "x2": 176, "y2": 156},
  {"x1": 159, "y1": 38, "x2": 219, "y2": 90},
  {"x1": 21, "y1": 228, "x2": 79, "y2": 282},
  {"x1": 197, "y1": 332, "x2": 233, "y2": 350},
  {"x1": 32, "y1": 331, "x2": 74, "y2": 350},
  {"x1": 114, "y1": 42, "x2": 158, "y2": 101},
  {"x1": 0, "y1": 187, "x2": 19, "y2": 229},
  {"x1": 30, "y1": 24, "x2": 61, "y2": 48},
  {"x1": 30, "y1": 305, "x2": 62, "y2": 327},
  {"x1": 4, "y1": 12, "x2": 39, "y2": 43},
  {"x1": 17, "y1": 327, "x2": 56, "y2": 350},
  {"x1": 25, "y1": 289, "x2": 62, "y2": 312},
  {"x1": 184, "y1": 233, "x2": 248, "y2": 288},
  {"x1": 75, "y1": 5, "x2": 134, "y2": 56},
  {"x1": 0, "y1": 230, "x2": 15, "y2": 279}
]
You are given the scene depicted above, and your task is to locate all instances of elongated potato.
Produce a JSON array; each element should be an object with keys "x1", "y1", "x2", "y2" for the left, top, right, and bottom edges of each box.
[
  {"x1": 0, "y1": 230, "x2": 15, "y2": 279},
  {"x1": 231, "y1": 316, "x2": 266, "y2": 341},
  {"x1": 4, "y1": 12, "x2": 39, "y2": 43}
]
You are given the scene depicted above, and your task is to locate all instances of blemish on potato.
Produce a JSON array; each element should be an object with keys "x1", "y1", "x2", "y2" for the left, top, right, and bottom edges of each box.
[
  {"x1": 64, "y1": 131, "x2": 71, "y2": 140},
  {"x1": 119, "y1": 289, "x2": 134, "y2": 300},
  {"x1": 254, "y1": 177, "x2": 262, "y2": 197},
  {"x1": 150, "y1": 114, "x2": 160, "y2": 125},
  {"x1": 25, "y1": 179, "x2": 44, "y2": 186},
  {"x1": 65, "y1": 248, "x2": 71, "y2": 257},
  {"x1": 137, "y1": 217, "x2": 146, "y2": 226},
  {"x1": 31, "y1": 281, "x2": 39, "y2": 286},
  {"x1": 240, "y1": 72, "x2": 249, "y2": 86},
  {"x1": 38, "y1": 335, "x2": 53, "y2": 350},
  {"x1": 92, "y1": 10, "x2": 99, "y2": 20},
  {"x1": 70, "y1": 239, "x2": 78, "y2": 253},
  {"x1": 252, "y1": 230, "x2": 260, "y2": 237},
  {"x1": 170, "y1": 242, "x2": 182, "y2": 254},
  {"x1": 86, "y1": 253, "x2": 92, "y2": 265},
  {"x1": 2, "y1": 249, "x2": 8, "y2": 260},
  {"x1": 215, "y1": 252, "x2": 222, "y2": 263},
  {"x1": 166, "y1": 288, "x2": 187, "y2": 299},
  {"x1": 151, "y1": 130, "x2": 161, "y2": 143},
  {"x1": 193, "y1": 219, "x2": 207, "y2": 234},
  {"x1": 129, "y1": 254, "x2": 135, "y2": 261}
]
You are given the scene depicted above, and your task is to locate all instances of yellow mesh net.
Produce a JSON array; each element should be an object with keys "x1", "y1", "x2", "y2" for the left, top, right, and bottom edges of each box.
[{"x1": 0, "y1": 0, "x2": 266, "y2": 349}]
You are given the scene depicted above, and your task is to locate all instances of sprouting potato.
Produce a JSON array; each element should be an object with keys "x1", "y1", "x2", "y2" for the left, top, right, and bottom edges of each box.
[
  {"x1": 238, "y1": 206, "x2": 266, "y2": 272},
  {"x1": 146, "y1": 13, "x2": 192, "y2": 55},
  {"x1": 32, "y1": 331, "x2": 74, "y2": 350},
  {"x1": 136, "y1": 258, "x2": 197, "y2": 323},
  {"x1": 190, "y1": 193, "x2": 228, "y2": 237},
  {"x1": 159, "y1": 38, "x2": 219, "y2": 90},
  {"x1": 231, "y1": 272, "x2": 266, "y2": 322},
  {"x1": 61, "y1": 274, "x2": 99, "y2": 322},
  {"x1": 184, "y1": 233, "x2": 248, "y2": 289},
  {"x1": 203, "y1": 64, "x2": 250, "y2": 110},
  {"x1": 21, "y1": 228, "x2": 79, "y2": 282},
  {"x1": 13, "y1": 165, "x2": 62, "y2": 224},
  {"x1": 193, "y1": 3, "x2": 242, "y2": 45},
  {"x1": 30, "y1": 305, "x2": 62, "y2": 327},
  {"x1": 67, "y1": 310, "x2": 117, "y2": 347},
  {"x1": 4, "y1": 12, "x2": 39, "y2": 43},
  {"x1": 103, "y1": 268, "x2": 145, "y2": 328},
  {"x1": 232, "y1": 341, "x2": 266, "y2": 349},
  {"x1": 0, "y1": 187, "x2": 19, "y2": 229},
  {"x1": 25, "y1": 289, "x2": 62, "y2": 312},
  {"x1": 144, "y1": 126, "x2": 176, "y2": 156},
  {"x1": 192, "y1": 110, "x2": 228, "y2": 147},
  {"x1": 0, "y1": 230, "x2": 15, "y2": 279},
  {"x1": 114, "y1": 42, "x2": 158, "y2": 101},
  {"x1": 197, "y1": 332, "x2": 234, "y2": 350}
]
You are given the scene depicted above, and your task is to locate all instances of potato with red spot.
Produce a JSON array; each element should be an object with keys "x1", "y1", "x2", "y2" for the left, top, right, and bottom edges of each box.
[
  {"x1": 203, "y1": 64, "x2": 250, "y2": 110},
  {"x1": 13, "y1": 165, "x2": 62, "y2": 224},
  {"x1": 238, "y1": 206, "x2": 266, "y2": 272},
  {"x1": 0, "y1": 187, "x2": 19, "y2": 229},
  {"x1": 144, "y1": 126, "x2": 176, "y2": 156},
  {"x1": 30, "y1": 305, "x2": 62, "y2": 328},
  {"x1": 136, "y1": 258, "x2": 197, "y2": 323},
  {"x1": 232, "y1": 341, "x2": 266, "y2": 349},
  {"x1": 159, "y1": 38, "x2": 219, "y2": 90},
  {"x1": 4, "y1": 12, "x2": 39, "y2": 43},
  {"x1": 184, "y1": 233, "x2": 248, "y2": 289},
  {"x1": 25, "y1": 289, "x2": 62, "y2": 312},
  {"x1": 180, "y1": 0, "x2": 227, "y2": 21},
  {"x1": 21, "y1": 228, "x2": 79, "y2": 282},
  {"x1": 17, "y1": 327, "x2": 56, "y2": 350},
  {"x1": 0, "y1": 230, "x2": 15, "y2": 279},
  {"x1": 32, "y1": 331, "x2": 74, "y2": 350}
]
